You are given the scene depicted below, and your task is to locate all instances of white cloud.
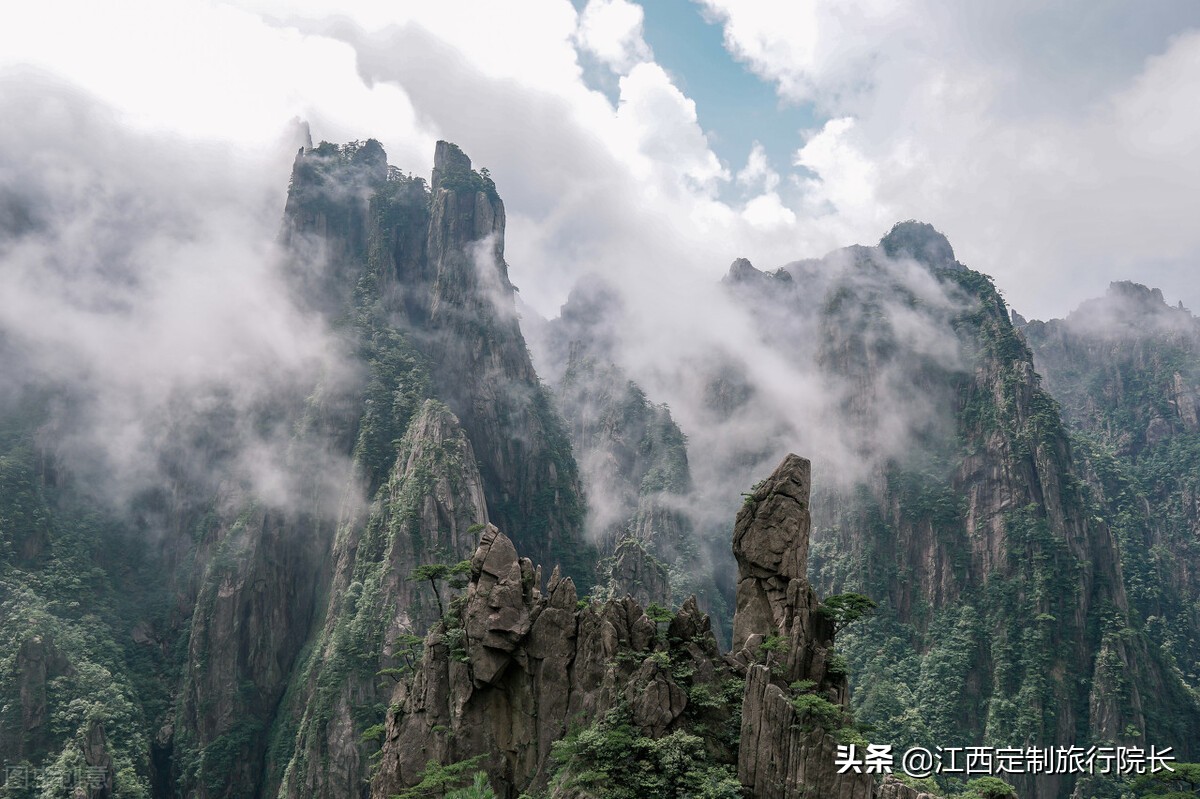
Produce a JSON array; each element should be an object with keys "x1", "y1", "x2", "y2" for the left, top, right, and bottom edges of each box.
[
  {"x1": 0, "y1": 0, "x2": 425, "y2": 153},
  {"x1": 702, "y1": 0, "x2": 1200, "y2": 318},
  {"x1": 697, "y1": 0, "x2": 900, "y2": 107},
  {"x1": 5, "y1": 0, "x2": 1200, "y2": 534},
  {"x1": 0, "y1": 74, "x2": 358, "y2": 512},
  {"x1": 575, "y1": 0, "x2": 654, "y2": 73},
  {"x1": 736, "y1": 142, "x2": 779, "y2": 193},
  {"x1": 793, "y1": 117, "x2": 890, "y2": 239},
  {"x1": 615, "y1": 62, "x2": 729, "y2": 192},
  {"x1": 741, "y1": 192, "x2": 795, "y2": 230}
]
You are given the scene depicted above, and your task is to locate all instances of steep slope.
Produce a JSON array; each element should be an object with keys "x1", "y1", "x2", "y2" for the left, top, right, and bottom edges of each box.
[
  {"x1": 539, "y1": 279, "x2": 728, "y2": 634},
  {"x1": 0, "y1": 139, "x2": 596, "y2": 799},
  {"x1": 1023, "y1": 283, "x2": 1200, "y2": 692},
  {"x1": 727, "y1": 222, "x2": 1200, "y2": 799},
  {"x1": 370, "y1": 454, "x2": 907, "y2": 799},
  {"x1": 270, "y1": 401, "x2": 487, "y2": 799},
  {"x1": 369, "y1": 525, "x2": 741, "y2": 799},
  {"x1": 253, "y1": 140, "x2": 595, "y2": 799}
]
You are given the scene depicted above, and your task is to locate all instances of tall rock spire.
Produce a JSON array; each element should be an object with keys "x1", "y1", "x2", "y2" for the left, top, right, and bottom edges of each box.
[{"x1": 732, "y1": 454, "x2": 876, "y2": 799}]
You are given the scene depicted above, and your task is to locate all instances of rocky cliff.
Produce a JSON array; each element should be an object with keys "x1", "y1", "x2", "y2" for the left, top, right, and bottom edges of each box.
[
  {"x1": 731, "y1": 454, "x2": 875, "y2": 799},
  {"x1": 251, "y1": 140, "x2": 595, "y2": 799},
  {"x1": 270, "y1": 400, "x2": 488, "y2": 799},
  {"x1": 1022, "y1": 282, "x2": 1200, "y2": 713},
  {"x1": 282, "y1": 139, "x2": 590, "y2": 578},
  {"x1": 370, "y1": 524, "x2": 740, "y2": 799},
  {"x1": 0, "y1": 139, "x2": 596, "y2": 799},
  {"x1": 5, "y1": 132, "x2": 1198, "y2": 799},
  {"x1": 723, "y1": 222, "x2": 1199, "y2": 799},
  {"x1": 370, "y1": 453, "x2": 929, "y2": 799}
]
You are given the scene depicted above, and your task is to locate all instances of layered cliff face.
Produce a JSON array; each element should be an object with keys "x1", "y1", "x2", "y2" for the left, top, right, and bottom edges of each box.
[
  {"x1": 538, "y1": 279, "x2": 729, "y2": 638},
  {"x1": 1022, "y1": 283, "x2": 1200, "y2": 694},
  {"x1": 0, "y1": 139, "x2": 595, "y2": 799},
  {"x1": 252, "y1": 140, "x2": 593, "y2": 799},
  {"x1": 371, "y1": 454, "x2": 910, "y2": 799},
  {"x1": 280, "y1": 138, "x2": 589, "y2": 578},
  {"x1": 370, "y1": 524, "x2": 740, "y2": 799},
  {"x1": 269, "y1": 400, "x2": 488, "y2": 799},
  {"x1": 724, "y1": 223, "x2": 1200, "y2": 799},
  {"x1": 730, "y1": 455, "x2": 875, "y2": 799}
]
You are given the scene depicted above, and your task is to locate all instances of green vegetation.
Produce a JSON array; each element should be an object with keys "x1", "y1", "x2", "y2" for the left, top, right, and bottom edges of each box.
[
  {"x1": 270, "y1": 400, "x2": 484, "y2": 793},
  {"x1": 409, "y1": 559, "x2": 472, "y2": 617},
  {"x1": 756, "y1": 633, "x2": 788, "y2": 660},
  {"x1": 789, "y1": 683, "x2": 844, "y2": 732},
  {"x1": 957, "y1": 776, "x2": 1017, "y2": 799},
  {"x1": 1127, "y1": 762, "x2": 1200, "y2": 798},
  {"x1": 549, "y1": 706, "x2": 741, "y2": 799},
  {"x1": 819, "y1": 593, "x2": 879, "y2": 634},
  {"x1": 0, "y1": 405, "x2": 179, "y2": 798},
  {"x1": 391, "y1": 756, "x2": 487, "y2": 799},
  {"x1": 445, "y1": 772, "x2": 498, "y2": 799},
  {"x1": 434, "y1": 142, "x2": 499, "y2": 201},
  {"x1": 805, "y1": 263, "x2": 1184, "y2": 796}
]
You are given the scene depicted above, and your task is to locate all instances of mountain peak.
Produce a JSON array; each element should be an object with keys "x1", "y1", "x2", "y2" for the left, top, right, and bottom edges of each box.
[
  {"x1": 723, "y1": 257, "x2": 793, "y2": 286},
  {"x1": 431, "y1": 140, "x2": 473, "y2": 192},
  {"x1": 430, "y1": 140, "x2": 499, "y2": 200},
  {"x1": 880, "y1": 220, "x2": 957, "y2": 269},
  {"x1": 1106, "y1": 280, "x2": 1167, "y2": 309}
]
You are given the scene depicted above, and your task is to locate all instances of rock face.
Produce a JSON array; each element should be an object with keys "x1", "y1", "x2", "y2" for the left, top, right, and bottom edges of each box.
[
  {"x1": 721, "y1": 227, "x2": 1198, "y2": 799},
  {"x1": 0, "y1": 139, "x2": 594, "y2": 799},
  {"x1": 370, "y1": 525, "x2": 735, "y2": 799},
  {"x1": 1023, "y1": 282, "x2": 1200, "y2": 753},
  {"x1": 607, "y1": 536, "x2": 671, "y2": 609},
  {"x1": 280, "y1": 138, "x2": 591, "y2": 579},
  {"x1": 175, "y1": 507, "x2": 326, "y2": 799},
  {"x1": 416, "y1": 142, "x2": 590, "y2": 577},
  {"x1": 731, "y1": 455, "x2": 875, "y2": 799},
  {"x1": 731, "y1": 455, "x2": 811, "y2": 654},
  {"x1": 241, "y1": 140, "x2": 591, "y2": 799},
  {"x1": 541, "y1": 283, "x2": 727, "y2": 638},
  {"x1": 272, "y1": 400, "x2": 488, "y2": 799},
  {"x1": 370, "y1": 454, "x2": 945, "y2": 799}
]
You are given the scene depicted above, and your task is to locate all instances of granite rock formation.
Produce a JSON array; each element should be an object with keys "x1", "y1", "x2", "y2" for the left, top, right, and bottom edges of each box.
[
  {"x1": 732, "y1": 455, "x2": 875, "y2": 799},
  {"x1": 370, "y1": 524, "x2": 734, "y2": 798},
  {"x1": 370, "y1": 454, "x2": 935, "y2": 799}
]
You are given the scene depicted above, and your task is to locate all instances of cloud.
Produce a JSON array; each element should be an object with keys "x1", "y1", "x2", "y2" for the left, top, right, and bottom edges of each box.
[
  {"x1": 736, "y1": 142, "x2": 779, "y2": 193},
  {"x1": 0, "y1": 0, "x2": 427, "y2": 154},
  {"x1": 6, "y1": 0, "x2": 1200, "y2": 559},
  {"x1": 793, "y1": 117, "x2": 891, "y2": 238},
  {"x1": 615, "y1": 62, "x2": 730, "y2": 192},
  {"x1": 575, "y1": 0, "x2": 654, "y2": 74},
  {"x1": 696, "y1": 0, "x2": 899, "y2": 107},
  {"x1": 700, "y1": 0, "x2": 1200, "y2": 318},
  {"x1": 0, "y1": 72, "x2": 358, "y2": 517}
]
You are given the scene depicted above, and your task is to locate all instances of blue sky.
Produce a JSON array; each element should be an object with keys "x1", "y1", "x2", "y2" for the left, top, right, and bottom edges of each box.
[{"x1": 574, "y1": 0, "x2": 818, "y2": 200}]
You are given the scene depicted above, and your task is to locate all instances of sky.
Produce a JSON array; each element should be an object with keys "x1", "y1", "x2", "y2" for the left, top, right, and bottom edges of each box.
[{"x1": 2, "y1": 0, "x2": 1200, "y2": 323}]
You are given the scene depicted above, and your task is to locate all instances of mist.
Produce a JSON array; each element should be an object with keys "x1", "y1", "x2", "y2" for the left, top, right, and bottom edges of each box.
[
  {"x1": 526, "y1": 222, "x2": 975, "y2": 558},
  {"x1": 0, "y1": 72, "x2": 362, "y2": 524}
]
